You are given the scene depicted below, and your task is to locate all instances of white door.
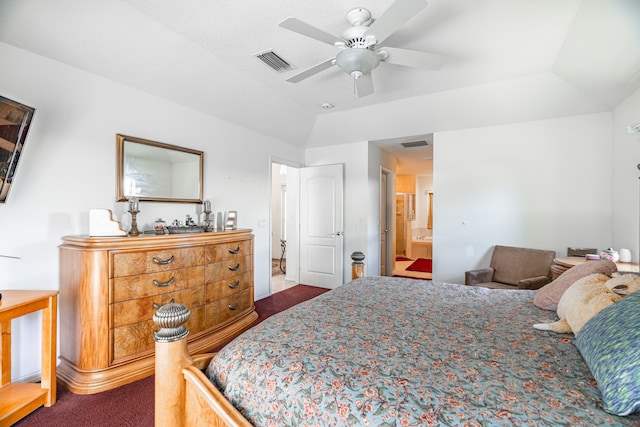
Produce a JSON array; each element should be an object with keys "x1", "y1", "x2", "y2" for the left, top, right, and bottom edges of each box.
[{"x1": 299, "y1": 164, "x2": 344, "y2": 288}]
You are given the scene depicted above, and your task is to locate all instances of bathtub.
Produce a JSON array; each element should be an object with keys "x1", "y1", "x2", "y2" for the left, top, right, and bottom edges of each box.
[{"x1": 410, "y1": 236, "x2": 432, "y2": 259}]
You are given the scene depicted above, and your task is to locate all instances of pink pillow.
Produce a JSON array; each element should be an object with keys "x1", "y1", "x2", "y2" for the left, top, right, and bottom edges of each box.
[{"x1": 533, "y1": 259, "x2": 617, "y2": 310}]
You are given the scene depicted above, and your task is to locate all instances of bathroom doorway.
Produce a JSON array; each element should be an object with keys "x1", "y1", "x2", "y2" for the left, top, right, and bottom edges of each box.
[{"x1": 271, "y1": 161, "x2": 299, "y2": 293}]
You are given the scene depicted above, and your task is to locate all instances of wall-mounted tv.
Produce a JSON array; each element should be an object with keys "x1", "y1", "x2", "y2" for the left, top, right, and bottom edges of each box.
[{"x1": 0, "y1": 96, "x2": 35, "y2": 203}]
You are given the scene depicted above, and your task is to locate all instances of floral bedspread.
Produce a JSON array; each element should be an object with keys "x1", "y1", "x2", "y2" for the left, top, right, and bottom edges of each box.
[{"x1": 207, "y1": 277, "x2": 640, "y2": 426}]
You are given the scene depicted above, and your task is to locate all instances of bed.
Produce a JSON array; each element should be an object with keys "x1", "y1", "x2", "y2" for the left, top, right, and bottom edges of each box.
[{"x1": 153, "y1": 276, "x2": 640, "y2": 426}]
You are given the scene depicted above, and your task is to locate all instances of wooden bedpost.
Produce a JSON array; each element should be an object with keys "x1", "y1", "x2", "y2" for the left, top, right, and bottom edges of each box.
[
  {"x1": 351, "y1": 251, "x2": 365, "y2": 279},
  {"x1": 153, "y1": 301, "x2": 191, "y2": 427}
]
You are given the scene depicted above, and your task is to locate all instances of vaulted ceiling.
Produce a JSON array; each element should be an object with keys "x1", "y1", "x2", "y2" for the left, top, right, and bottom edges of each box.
[{"x1": 1, "y1": 0, "x2": 639, "y2": 157}]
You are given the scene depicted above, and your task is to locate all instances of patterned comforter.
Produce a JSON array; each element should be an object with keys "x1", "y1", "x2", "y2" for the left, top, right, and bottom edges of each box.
[{"x1": 207, "y1": 277, "x2": 640, "y2": 426}]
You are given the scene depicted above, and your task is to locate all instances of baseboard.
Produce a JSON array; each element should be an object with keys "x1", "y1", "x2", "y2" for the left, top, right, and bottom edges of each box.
[{"x1": 14, "y1": 371, "x2": 41, "y2": 384}]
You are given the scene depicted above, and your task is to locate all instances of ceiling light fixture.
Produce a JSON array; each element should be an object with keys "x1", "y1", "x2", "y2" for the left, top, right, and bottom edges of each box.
[
  {"x1": 335, "y1": 48, "x2": 384, "y2": 78},
  {"x1": 321, "y1": 103, "x2": 334, "y2": 109}
]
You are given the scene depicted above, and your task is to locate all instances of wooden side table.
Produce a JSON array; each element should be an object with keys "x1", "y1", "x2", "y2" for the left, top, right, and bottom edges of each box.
[
  {"x1": 0, "y1": 290, "x2": 58, "y2": 425},
  {"x1": 552, "y1": 257, "x2": 640, "y2": 280}
]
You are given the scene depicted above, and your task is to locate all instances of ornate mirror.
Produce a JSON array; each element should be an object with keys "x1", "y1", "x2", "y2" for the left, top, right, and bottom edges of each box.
[{"x1": 116, "y1": 134, "x2": 203, "y2": 203}]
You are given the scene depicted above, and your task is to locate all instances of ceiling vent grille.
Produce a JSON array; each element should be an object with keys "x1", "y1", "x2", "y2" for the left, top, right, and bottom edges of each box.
[
  {"x1": 400, "y1": 140, "x2": 430, "y2": 148},
  {"x1": 254, "y1": 50, "x2": 295, "y2": 73}
]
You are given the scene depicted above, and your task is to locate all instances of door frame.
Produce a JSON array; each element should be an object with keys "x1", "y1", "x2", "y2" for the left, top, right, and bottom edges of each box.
[
  {"x1": 269, "y1": 157, "x2": 303, "y2": 294},
  {"x1": 380, "y1": 167, "x2": 394, "y2": 276}
]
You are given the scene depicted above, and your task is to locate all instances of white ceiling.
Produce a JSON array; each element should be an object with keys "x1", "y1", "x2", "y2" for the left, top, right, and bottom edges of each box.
[{"x1": 1, "y1": 0, "x2": 639, "y2": 173}]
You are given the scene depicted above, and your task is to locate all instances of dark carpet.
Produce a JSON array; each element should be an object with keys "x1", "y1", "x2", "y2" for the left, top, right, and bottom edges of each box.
[
  {"x1": 15, "y1": 284, "x2": 329, "y2": 427},
  {"x1": 406, "y1": 257, "x2": 432, "y2": 273}
]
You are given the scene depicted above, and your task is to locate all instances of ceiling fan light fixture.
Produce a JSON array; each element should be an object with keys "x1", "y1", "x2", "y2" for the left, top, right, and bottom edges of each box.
[
  {"x1": 278, "y1": 0, "x2": 445, "y2": 96},
  {"x1": 335, "y1": 48, "x2": 380, "y2": 77}
]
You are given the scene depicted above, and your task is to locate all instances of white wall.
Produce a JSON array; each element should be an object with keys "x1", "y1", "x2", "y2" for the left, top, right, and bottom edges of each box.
[
  {"x1": 612, "y1": 88, "x2": 640, "y2": 261},
  {"x1": 433, "y1": 113, "x2": 613, "y2": 284},
  {"x1": 0, "y1": 43, "x2": 304, "y2": 380}
]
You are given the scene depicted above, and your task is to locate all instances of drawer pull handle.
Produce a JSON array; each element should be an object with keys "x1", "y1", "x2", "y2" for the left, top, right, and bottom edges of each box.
[
  {"x1": 153, "y1": 277, "x2": 175, "y2": 287},
  {"x1": 152, "y1": 298, "x2": 175, "y2": 309},
  {"x1": 228, "y1": 302, "x2": 240, "y2": 311},
  {"x1": 228, "y1": 246, "x2": 240, "y2": 255},
  {"x1": 153, "y1": 255, "x2": 175, "y2": 265},
  {"x1": 228, "y1": 280, "x2": 241, "y2": 289},
  {"x1": 228, "y1": 263, "x2": 241, "y2": 272}
]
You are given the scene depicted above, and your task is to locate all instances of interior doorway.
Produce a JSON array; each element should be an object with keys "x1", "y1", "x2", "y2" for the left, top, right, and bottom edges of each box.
[
  {"x1": 270, "y1": 161, "x2": 299, "y2": 294},
  {"x1": 370, "y1": 134, "x2": 434, "y2": 278},
  {"x1": 270, "y1": 160, "x2": 345, "y2": 293}
]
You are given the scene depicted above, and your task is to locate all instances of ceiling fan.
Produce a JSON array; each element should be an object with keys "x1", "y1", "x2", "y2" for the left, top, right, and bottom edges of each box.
[{"x1": 279, "y1": 0, "x2": 446, "y2": 97}]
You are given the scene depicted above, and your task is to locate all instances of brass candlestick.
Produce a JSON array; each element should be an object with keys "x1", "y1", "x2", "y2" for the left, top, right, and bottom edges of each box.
[{"x1": 128, "y1": 210, "x2": 140, "y2": 236}]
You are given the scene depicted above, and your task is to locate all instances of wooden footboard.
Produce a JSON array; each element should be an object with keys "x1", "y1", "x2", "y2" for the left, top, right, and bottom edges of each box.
[{"x1": 154, "y1": 302, "x2": 252, "y2": 427}]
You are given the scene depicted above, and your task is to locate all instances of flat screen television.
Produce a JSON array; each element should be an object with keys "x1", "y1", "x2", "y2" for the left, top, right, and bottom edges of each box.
[{"x1": 0, "y1": 96, "x2": 35, "y2": 203}]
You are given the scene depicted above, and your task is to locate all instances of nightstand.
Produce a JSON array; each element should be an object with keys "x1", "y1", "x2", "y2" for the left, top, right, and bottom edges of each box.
[
  {"x1": 552, "y1": 257, "x2": 639, "y2": 280},
  {"x1": 0, "y1": 290, "x2": 58, "y2": 425}
]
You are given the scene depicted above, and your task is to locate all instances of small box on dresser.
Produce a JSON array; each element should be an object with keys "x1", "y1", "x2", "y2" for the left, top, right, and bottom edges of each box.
[{"x1": 58, "y1": 229, "x2": 257, "y2": 394}]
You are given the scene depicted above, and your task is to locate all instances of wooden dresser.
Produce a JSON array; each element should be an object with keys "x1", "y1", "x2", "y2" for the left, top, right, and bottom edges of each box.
[{"x1": 58, "y1": 229, "x2": 257, "y2": 394}]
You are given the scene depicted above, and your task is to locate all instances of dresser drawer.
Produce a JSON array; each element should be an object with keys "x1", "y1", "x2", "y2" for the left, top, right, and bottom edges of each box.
[
  {"x1": 111, "y1": 246, "x2": 205, "y2": 277},
  {"x1": 111, "y1": 266, "x2": 205, "y2": 302},
  {"x1": 205, "y1": 271, "x2": 251, "y2": 303},
  {"x1": 205, "y1": 255, "x2": 252, "y2": 281},
  {"x1": 112, "y1": 305, "x2": 205, "y2": 363},
  {"x1": 205, "y1": 240, "x2": 252, "y2": 263},
  {"x1": 112, "y1": 286, "x2": 205, "y2": 328},
  {"x1": 205, "y1": 289, "x2": 251, "y2": 329}
]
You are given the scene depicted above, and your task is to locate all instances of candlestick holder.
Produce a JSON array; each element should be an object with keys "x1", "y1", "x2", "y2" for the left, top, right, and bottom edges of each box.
[
  {"x1": 203, "y1": 208, "x2": 213, "y2": 232},
  {"x1": 128, "y1": 210, "x2": 140, "y2": 236}
]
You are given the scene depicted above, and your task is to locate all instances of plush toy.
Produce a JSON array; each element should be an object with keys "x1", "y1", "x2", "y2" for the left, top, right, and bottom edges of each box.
[{"x1": 533, "y1": 273, "x2": 640, "y2": 335}]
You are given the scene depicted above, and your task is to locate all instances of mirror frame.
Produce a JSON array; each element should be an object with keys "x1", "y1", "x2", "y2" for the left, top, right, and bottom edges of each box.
[{"x1": 116, "y1": 134, "x2": 203, "y2": 203}]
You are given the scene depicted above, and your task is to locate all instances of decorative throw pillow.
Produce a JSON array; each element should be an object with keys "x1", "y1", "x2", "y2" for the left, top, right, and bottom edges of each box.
[
  {"x1": 575, "y1": 290, "x2": 640, "y2": 416},
  {"x1": 533, "y1": 259, "x2": 617, "y2": 310}
]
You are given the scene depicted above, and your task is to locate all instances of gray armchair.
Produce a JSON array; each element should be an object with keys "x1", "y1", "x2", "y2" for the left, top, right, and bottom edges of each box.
[{"x1": 465, "y1": 245, "x2": 556, "y2": 290}]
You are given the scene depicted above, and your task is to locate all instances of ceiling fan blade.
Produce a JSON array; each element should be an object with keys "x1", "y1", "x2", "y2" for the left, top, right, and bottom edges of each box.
[
  {"x1": 355, "y1": 73, "x2": 374, "y2": 97},
  {"x1": 364, "y1": 0, "x2": 427, "y2": 45},
  {"x1": 279, "y1": 17, "x2": 343, "y2": 46},
  {"x1": 381, "y1": 46, "x2": 446, "y2": 70},
  {"x1": 286, "y1": 58, "x2": 336, "y2": 83}
]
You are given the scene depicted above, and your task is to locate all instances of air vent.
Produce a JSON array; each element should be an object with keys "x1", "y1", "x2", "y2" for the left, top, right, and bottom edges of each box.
[
  {"x1": 254, "y1": 50, "x2": 295, "y2": 73},
  {"x1": 400, "y1": 140, "x2": 430, "y2": 148}
]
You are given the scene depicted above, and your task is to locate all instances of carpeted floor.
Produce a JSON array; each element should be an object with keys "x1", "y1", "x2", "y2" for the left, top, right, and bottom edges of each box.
[{"x1": 14, "y1": 284, "x2": 329, "y2": 427}]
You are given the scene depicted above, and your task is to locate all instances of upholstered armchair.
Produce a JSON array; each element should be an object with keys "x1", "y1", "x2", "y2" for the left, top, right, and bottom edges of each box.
[{"x1": 465, "y1": 245, "x2": 556, "y2": 290}]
